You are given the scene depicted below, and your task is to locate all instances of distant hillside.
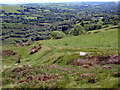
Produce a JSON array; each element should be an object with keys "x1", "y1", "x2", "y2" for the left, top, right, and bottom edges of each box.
[
  {"x1": 1, "y1": 2, "x2": 118, "y2": 45},
  {"x1": 1, "y1": 5, "x2": 24, "y2": 13}
]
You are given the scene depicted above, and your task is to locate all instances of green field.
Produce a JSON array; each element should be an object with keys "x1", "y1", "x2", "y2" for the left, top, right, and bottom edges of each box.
[
  {"x1": 1, "y1": 5, "x2": 24, "y2": 13},
  {"x1": 45, "y1": 28, "x2": 118, "y2": 48},
  {"x1": 2, "y1": 27, "x2": 119, "y2": 88}
]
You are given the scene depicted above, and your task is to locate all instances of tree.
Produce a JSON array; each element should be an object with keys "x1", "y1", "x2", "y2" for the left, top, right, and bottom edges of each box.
[{"x1": 69, "y1": 24, "x2": 85, "y2": 36}]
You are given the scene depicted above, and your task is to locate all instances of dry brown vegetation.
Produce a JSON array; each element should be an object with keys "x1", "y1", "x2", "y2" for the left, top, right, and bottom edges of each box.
[
  {"x1": 72, "y1": 54, "x2": 120, "y2": 67},
  {"x1": 0, "y1": 50, "x2": 16, "y2": 56}
]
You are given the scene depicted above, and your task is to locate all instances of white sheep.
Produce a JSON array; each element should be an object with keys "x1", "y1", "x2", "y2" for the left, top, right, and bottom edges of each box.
[{"x1": 79, "y1": 52, "x2": 87, "y2": 56}]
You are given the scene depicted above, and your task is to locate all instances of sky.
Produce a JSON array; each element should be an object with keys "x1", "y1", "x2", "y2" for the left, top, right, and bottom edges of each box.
[{"x1": 0, "y1": 0, "x2": 119, "y2": 4}]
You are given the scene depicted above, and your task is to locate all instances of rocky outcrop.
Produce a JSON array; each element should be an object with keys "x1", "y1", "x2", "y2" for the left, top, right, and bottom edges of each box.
[{"x1": 29, "y1": 45, "x2": 41, "y2": 55}]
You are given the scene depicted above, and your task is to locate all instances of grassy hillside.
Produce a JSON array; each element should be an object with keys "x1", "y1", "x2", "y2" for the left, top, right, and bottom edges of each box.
[
  {"x1": 45, "y1": 27, "x2": 118, "y2": 48},
  {"x1": 1, "y1": 5, "x2": 24, "y2": 13},
  {"x1": 2, "y1": 28, "x2": 120, "y2": 88}
]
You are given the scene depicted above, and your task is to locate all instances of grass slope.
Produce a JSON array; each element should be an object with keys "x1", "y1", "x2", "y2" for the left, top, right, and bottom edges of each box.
[
  {"x1": 45, "y1": 28, "x2": 118, "y2": 48},
  {"x1": 1, "y1": 5, "x2": 24, "y2": 13},
  {"x1": 2, "y1": 27, "x2": 119, "y2": 88}
]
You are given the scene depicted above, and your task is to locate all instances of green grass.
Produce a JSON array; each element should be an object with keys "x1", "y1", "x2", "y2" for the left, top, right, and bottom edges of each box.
[
  {"x1": 1, "y1": 5, "x2": 24, "y2": 13},
  {"x1": 2, "y1": 63, "x2": 119, "y2": 88},
  {"x1": 45, "y1": 28, "x2": 118, "y2": 48},
  {"x1": 2, "y1": 27, "x2": 119, "y2": 88},
  {"x1": 2, "y1": 23, "x2": 29, "y2": 28},
  {"x1": 87, "y1": 25, "x2": 118, "y2": 33}
]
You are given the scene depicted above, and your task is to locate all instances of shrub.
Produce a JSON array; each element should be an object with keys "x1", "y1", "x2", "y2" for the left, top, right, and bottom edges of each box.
[{"x1": 49, "y1": 31, "x2": 65, "y2": 39}]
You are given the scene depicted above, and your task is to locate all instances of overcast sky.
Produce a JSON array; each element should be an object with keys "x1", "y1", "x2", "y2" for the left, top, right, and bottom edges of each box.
[{"x1": 0, "y1": 0, "x2": 119, "y2": 4}]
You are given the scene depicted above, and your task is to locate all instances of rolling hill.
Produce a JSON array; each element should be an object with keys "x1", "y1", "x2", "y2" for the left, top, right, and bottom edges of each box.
[{"x1": 2, "y1": 27, "x2": 119, "y2": 88}]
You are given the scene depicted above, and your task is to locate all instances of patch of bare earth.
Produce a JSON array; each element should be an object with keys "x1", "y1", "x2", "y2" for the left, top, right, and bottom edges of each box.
[{"x1": 72, "y1": 54, "x2": 120, "y2": 67}]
